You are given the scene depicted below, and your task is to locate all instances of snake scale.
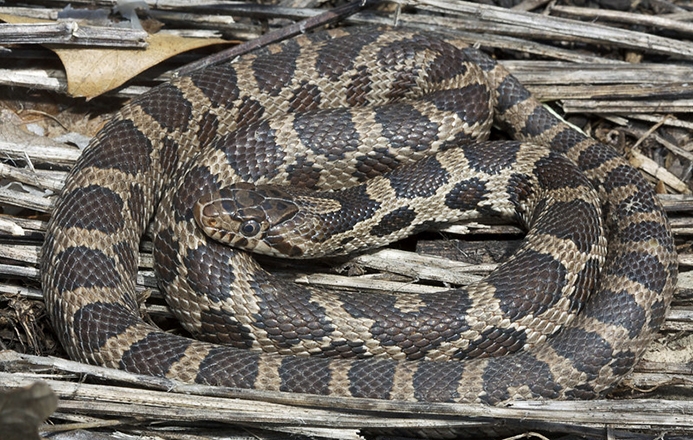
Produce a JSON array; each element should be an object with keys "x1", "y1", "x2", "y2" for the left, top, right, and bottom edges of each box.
[{"x1": 41, "y1": 27, "x2": 677, "y2": 404}]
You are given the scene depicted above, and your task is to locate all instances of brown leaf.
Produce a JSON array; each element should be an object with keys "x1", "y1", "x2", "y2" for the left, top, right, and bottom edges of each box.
[
  {"x1": 0, "y1": 13, "x2": 231, "y2": 98},
  {"x1": 55, "y1": 33, "x2": 230, "y2": 98}
]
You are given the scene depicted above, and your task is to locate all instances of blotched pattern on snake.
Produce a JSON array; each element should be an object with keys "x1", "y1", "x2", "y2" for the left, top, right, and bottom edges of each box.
[{"x1": 41, "y1": 28, "x2": 677, "y2": 404}]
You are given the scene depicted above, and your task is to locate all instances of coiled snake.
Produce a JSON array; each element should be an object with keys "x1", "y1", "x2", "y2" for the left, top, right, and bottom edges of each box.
[{"x1": 41, "y1": 28, "x2": 677, "y2": 404}]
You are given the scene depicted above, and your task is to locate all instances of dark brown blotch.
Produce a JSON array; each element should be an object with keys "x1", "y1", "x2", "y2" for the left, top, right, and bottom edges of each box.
[
  {"x1": 173, "y1": 165, "x2": 219, "y2": 222},
  {"x1": 374, "y1": 103, "x2": 439, "y2": 153},
  {"x1": 153, "y1": 226, "x2": 180, "y2": 286},
  {"x1": 386, "y1": 155, "x2": 449, "y2": 199},
  {"x1": 73, "y1": 119, "x2": 152, "y2": 176},
  {"x1": 315, "y1": 31, "x2": 380, "y2": 81},
  {"x1": 320, "y1": 339, "x2": 368, "y2": 359},
  {"x1": 220, "y1": 121, "x2": 284, "y2": 184},
  {"x1": 183, "y1": 241, "x2": 235, "y2": 302},
  {"x1": 135, "y1": 83, "x2": 193, "y2": 133},
  {"x1": 550, "y1": 327, "x2": 612, "y2": 378},
  {"x1": 286, "y1": 155, "x2": 321, "y2": 189},
  {"x1": 548, "y1": 126, "x2": 586, "y2": 154},
  {"x1": 454, "y1": 326, "x2": 527, "y2": 359},
  {"x1": 619, "y1": 220, "x2": 672, "y2": 248},
  {"x1": 607, "y1": 251, "x2": 668, "y2": 294},
  {"x1": 54, "y1": 246, "x2": 122, "y2": 294},
  {"x1": 113, "y1": 241, "x2": 137, "y2": 279},
  {"x1": 159, "y1": 136, "x2": 180, "y2": 178},
  {"x1": 488, "y1": 249, "x2": 567, "y2": 321},
  {"x1": 532, "y1": 199, "x2": 601, "y2": 254},
  {"x1": 288, "y1": 80, "x2": 321, "y2": 113},
  {"x1": 424, "y1": 84, "x2": 491, "y2": 127},
  {"x1": 412, "y1": 360, "x2": 466, "y2": 402},
  {"x1": 53, "y1": 185, "x2": 124, "y2": 234},
  {"x1": 567, "y1": 256, "x2": 601, "y2": 314},
  {"x1": 73, "y1": 302, "x2": 140, "y2": 352},
  {"x1": 410, "y1": 34, "x2": 468, "y2": 83},
  {"x1": 252, "y1": 39, "x2": 301, "y2": 96},
  {"x1": 462, "y1": 141, "x2": 521, "y2": 175},
  {"x1": 197, "y1": 308, "x2": 256, "y2": 348},
  {"x1": 376, "y1": 35, "x2": 465, "y2": 99},
  {"x1": 338, "y1": 289, "x2": 471, "y2": 361},
  {"x1": 293, "y1": 108, "x2": 359, "y2": 157},
  {"x1": 520, "y1": 106, "x2": 559, "y2": 138},
  {"x1": 348, "y1": 359, "x2": 396, "y2": 399},
  {"x1": 195, "y1": 347, "x2": 261, "y2": 388},
  {"x1": 444, "y1": 177, "x2": 490, "y2": 212},
  {"x1": 584, "y1": 288, "x2": 645, "y2": 339},
  {"x1": 251, "y1": 282, "x2": 335, "y2": 347},
  {"x1": 316, "y1": 185, "x2": 380, "y2": 239},
  {"x1": 196, "y1": 110, "x2": 220, "y2": 149},
  {"x1": 481, "y1": 353, "x2": 560, "y2": 404},
  {"x1": 188, "y1": 63, "x2": 239, "y2": 109},
  {"x1": 495, "y1": 75, "x2": 532, "y2": 113},
  {"x1": 369, "y1": 206, "x2": 417, "y2": 238},
  {"x1": 533, "y1": 152, "x2": 590, "y2": 190},
  {"x1": 506, "y1": 172, "x2": 534, "y2": 219},
  {"x1": 127, "y1": 183, "x2": 146, "y2": 231},
  {"x1": 461, "y1": 47, "x2": 497, "y2": 71},
  {"x1": 119, "y1": 331, "x2": 193, "y2": 377},
  {"x1": 346, "y1": 65, "x2": 372, "y2": 107},
  {"x1": 576, "y1": 141, "x2": 620, "y2": 172},
  {"x1": 235, "y1": 96, "x2": 266, "y2": 128},
  {"x1": 279, "y1": 357, "x2": 332, "y2": 395},
  {"x1": 352, "y1": 147, "x2": 400, "y2": 181}
]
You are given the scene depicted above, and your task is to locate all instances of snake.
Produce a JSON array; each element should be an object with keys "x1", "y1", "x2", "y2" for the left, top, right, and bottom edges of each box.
[{"x1": 41, "y1": 27, "x2": 677, "y2": 405}]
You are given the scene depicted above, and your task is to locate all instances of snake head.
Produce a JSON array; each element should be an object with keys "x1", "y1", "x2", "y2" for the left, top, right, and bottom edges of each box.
[{"x1": 194, "y1": 183, "x2": 305, "y2": 257}]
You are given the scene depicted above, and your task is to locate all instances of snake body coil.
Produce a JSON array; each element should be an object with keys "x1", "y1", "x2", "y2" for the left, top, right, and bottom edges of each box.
[{"x1": 41, "y1": 28, "x2": 677, "y2": 404}]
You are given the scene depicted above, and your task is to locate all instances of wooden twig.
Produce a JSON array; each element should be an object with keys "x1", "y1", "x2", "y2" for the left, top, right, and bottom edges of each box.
[
  {"x1": 172, "y1": 0, "x2": 378, "y2": 77},
  {"x1": 551, "y1": 5, "x2": 693, "y2": 36},
  {"x1": 1, "y1": 353, "x2": 693, "y2": 434},
  {"x1": 0, "y1": 22, "x2": 147, "y2": 47},
  {"x1": 413, "y1": 0, "x2": 693, "y2": 59}
]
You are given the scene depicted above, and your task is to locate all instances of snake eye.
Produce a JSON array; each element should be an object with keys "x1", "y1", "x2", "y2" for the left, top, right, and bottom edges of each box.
[{"x1": 239, "y1": 219, "x2": 261, "y2": 237}]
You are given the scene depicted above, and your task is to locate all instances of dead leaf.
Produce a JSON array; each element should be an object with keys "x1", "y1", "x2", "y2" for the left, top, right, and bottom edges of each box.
[
  {"x1": 0, "y1": 13, "x2": 231, "y2": 98},
  {"x1": 54, "y1": 33, "x2": 231, "y2": 98}
]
